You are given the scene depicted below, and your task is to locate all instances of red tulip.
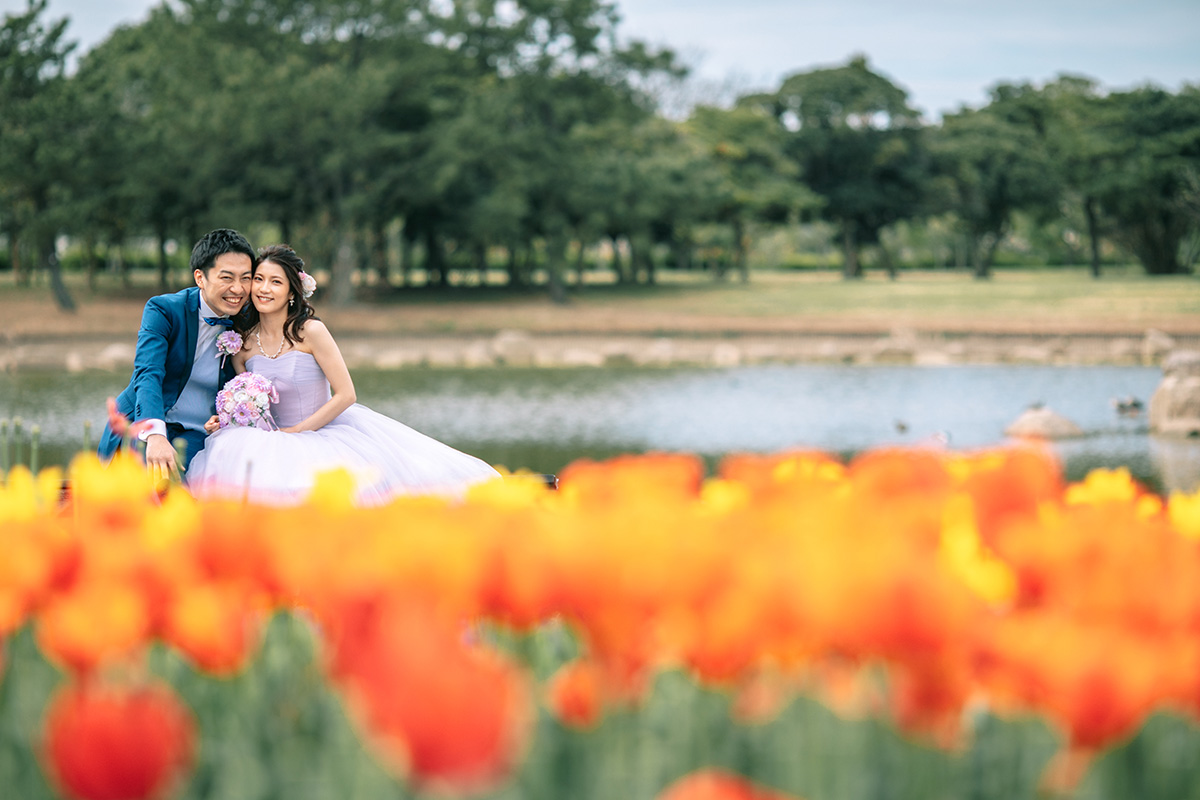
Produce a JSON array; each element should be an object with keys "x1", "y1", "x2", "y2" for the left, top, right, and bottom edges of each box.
[
  {"x1": 657, "y1": 769, "x2": 801, "y2": 800},
  {"x1": 42, "y1": 680, "x2": 195, "y2": 800}
]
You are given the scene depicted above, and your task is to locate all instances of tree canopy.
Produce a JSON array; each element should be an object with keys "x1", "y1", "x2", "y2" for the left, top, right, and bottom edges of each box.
[{"x1": 1, "y1": 1, "x2": 1197, "y2": 309}]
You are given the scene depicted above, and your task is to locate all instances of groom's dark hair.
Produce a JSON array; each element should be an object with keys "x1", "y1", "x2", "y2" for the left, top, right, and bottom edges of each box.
[{"x1": 190, "y1": 228, "x2": 256, "y2": 274}]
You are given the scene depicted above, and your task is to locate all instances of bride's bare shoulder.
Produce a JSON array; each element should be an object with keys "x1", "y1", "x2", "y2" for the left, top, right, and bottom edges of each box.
[
  {"x1": 299, "y1": 319, "x2": 331, "y2": 339},
  {"x1": 296, "y1": 319, "x2": 335, "y2": 352}
]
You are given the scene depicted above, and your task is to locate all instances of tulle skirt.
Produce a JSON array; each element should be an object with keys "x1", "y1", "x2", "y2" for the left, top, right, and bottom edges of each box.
[{"x1": 186, "y1": 404, "x2": 500, "y2": 506}]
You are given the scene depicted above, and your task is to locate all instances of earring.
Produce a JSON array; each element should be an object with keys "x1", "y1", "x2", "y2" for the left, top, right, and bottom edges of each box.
[{"x1": 289, "y1": 297, "x2": 294, "y2": 307}]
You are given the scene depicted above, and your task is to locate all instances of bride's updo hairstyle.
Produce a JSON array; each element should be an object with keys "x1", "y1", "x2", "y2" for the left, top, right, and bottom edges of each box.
[{"x1": 251, "y1": 244, "x2": 319, "y2": 346}]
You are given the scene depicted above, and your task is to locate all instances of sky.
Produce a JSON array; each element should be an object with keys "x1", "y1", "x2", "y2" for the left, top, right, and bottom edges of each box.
[{"x1": 8, "y1": 0, "x2": 1200, "y2": 119}]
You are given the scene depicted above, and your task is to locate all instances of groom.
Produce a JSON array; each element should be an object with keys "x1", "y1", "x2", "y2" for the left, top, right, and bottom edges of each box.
[{"x1": 98, "y1": 228, "x2": 256, "y2": 482}]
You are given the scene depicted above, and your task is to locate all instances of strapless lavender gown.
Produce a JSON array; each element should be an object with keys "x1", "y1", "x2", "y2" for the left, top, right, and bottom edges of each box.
[{"x1": 187, "y1": 351, "x2": 500, "y2": 505}]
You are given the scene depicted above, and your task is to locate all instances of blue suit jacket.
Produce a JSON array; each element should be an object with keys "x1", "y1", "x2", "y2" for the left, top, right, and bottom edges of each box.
[{"x1": 98, "y1": 287, "x2": 236, "y2": 459}]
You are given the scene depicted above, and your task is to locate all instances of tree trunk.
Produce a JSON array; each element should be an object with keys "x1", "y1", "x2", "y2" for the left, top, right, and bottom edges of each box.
[
  {"x1": 424, "y1": 230, "x2": 448, "y2": 288},
  {"x1": 11, "y1": 231, "x2": 28, "y2": 287},
  {"x1": 545, "y1": 229, "x2": 569, "y2": 305},
  {"x1": 474, "y1": 243, "x2": 488, "y2": 286},
  {"x1": 609, "y1": 235, "x2": 627, "y2": 284},
  {"x1": 629, "y1": 232, "x2": 648, "y2": 285},
  {"x1": 732, "y1": 219, "x2": 749, "y2": 284},
  {"x1": 373, "y1": 223, "x2": 392, "y2": 288},
  {"x1": 157, "y1": 232, "x2": 170, "y2": 289},
  {"x1": 400, "y1": 231, "x2": 413, "y2": 288},
  {"x1": 841, "y1": 219, "x2": 861, "y2": 279},
  {"x1": 1084, "y1": 196, "x2": 1102, "y2": 279},
  {"x1": 506, "y1": 243, "x2": 523, "y2": 287},
  {"x1": 85, "y1": 236, "x2": 98, "y2": 292},
  {"x1": 974, "y1": 233, "x2": 999, "y2": 280},
  {"x1": 877, "y1": 241, "x2": 898, "y2": 281},
  {"x1": 112, "y1": 245, "x2": 130, "y2": 289},
  {"x1": 37, "y1": 230, "x2": 76, "y2": 312},
  {"x1": 329, "y1": 227, "x2": 356, "y2": 306},
  {"x1": 573, "y1": 236, "x2": 587, "y2": 288},
  {"x1": 1126, "y1": 210, "x2": 1188, "y2": 275},
  {"x1": 672, "y1": 232, "x2": 692, "y2": 271}
]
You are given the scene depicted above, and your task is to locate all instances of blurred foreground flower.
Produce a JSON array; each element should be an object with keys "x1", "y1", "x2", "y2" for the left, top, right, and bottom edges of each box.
[
  {"x1": 657, "y1": 769, "x2": 802, "y2": 800},
  {"x1": 42, "y1": 680, "x2": 195, "y2": 800},
  {"x1": 6, "y1": 444, "x2": 1200, "y2": 797},
  {"x1": 329, "y1": 594, "x2": 532, "y2": 795}
]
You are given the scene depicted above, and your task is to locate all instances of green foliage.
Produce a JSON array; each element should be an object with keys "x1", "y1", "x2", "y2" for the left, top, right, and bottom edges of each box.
[
  {"x1": 0, "y1": 0, "x2": 78, "y2": 306},
  {"x1": 1090, "y1": 86, "x2": 1200, "y2": 275},
  {"x1": 5, "y1": 617, "x2": 1200, "y2": 800},
  {"x1": 749, "y1": 56, "x2": 932, "y2": 279},
  {"x1": 1, "y1": 1, "x2": 1197, "y2": 304},
  {"x1": 932, "y1": 104, "x2": 1060, "y2": 278}
]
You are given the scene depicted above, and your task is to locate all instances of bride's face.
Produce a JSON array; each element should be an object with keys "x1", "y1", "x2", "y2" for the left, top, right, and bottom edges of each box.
[{"x1": 252, "y1": 261, "x2": 293, "y2": 314}]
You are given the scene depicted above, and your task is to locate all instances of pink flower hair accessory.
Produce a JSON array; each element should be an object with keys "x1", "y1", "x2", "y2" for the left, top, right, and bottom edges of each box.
[{"x1": 298, "y1": 271, "x2": 316, "y2": 299}]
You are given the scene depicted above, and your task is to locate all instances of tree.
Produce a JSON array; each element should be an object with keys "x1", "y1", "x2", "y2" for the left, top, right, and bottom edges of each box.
[
  {"x1": 751, "y1": 55, "x2": 929, "y2": 279},
  {"x1": 436, "y1": 0, "x2": 682, "y2": 301},
  {"x1": 0, "y1": 0, "x2": 76, "y2": 308},
  {"x1": 1091, "y1": 86, "x2": 1200, "y2": 275},
  {"x1": 933, "y1": 103, "x2": 1059, "y2": 278},
  {"x1": 687, "y1": 105, "x2": 809, "y2": 282}
]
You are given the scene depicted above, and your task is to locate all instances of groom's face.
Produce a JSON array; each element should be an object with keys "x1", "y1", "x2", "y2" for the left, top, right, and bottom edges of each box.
[{"x1": 196, "y1": 252, "x2": 253, "y2": 317}]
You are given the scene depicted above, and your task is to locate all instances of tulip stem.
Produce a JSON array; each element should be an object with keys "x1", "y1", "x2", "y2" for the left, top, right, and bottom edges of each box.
[
  {"x1": 11, "y1": 417, "x2": 23, "y2": 470},
  {"x1": 0, "y1": 418, "x2": 9, "y2": 478},
  {"x1": 29, "y1": 425, "x2": 40, "y2": 475}
]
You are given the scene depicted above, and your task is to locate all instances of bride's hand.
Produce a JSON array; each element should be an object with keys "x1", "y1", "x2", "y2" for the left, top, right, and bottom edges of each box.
[
  {"x1": 203, "y1": 415, "x2": 220, "y2": 434},
  {"x1": 278, "y1": 425, "x2": 299, "y2": 433}
]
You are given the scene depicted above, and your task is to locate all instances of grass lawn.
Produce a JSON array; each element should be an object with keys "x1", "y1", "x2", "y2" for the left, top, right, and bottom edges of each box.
[{"x1": 2, "y1": 265, "x2": 1198, "y2": 338}]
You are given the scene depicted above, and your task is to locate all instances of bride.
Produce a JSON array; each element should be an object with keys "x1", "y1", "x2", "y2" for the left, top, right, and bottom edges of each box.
[{"x1": 186, "y1": 244, "x2": 500, "y2": 505}]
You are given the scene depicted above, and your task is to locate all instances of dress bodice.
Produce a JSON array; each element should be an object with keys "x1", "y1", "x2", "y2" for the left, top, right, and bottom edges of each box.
[{"x1": 246, "y1": 351, "x2": 331, "y2": 429}]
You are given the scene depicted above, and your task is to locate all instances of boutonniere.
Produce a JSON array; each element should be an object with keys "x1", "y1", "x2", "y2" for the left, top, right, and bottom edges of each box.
[{"x1": 215, "y1": 330, "x2": 243, "y2": 367}]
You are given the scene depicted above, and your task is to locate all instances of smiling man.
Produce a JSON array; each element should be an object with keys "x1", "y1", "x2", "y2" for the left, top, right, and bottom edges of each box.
[{"x1": 98, "y1": 228, "x2": 256, "y2": 481}]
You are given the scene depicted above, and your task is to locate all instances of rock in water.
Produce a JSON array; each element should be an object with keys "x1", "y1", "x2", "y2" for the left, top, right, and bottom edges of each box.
[
  {"x1": 1150, "y1": 350, "x2": 1200, "y2": 437},
  {"x1": 1004, "y1": 406, "x2": 1084, "y2": 439}
]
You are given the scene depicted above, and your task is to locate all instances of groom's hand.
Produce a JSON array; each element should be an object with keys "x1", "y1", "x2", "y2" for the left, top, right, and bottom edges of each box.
[{"x1": 145, "y1": 433, "x2": 181, "y2": 483}]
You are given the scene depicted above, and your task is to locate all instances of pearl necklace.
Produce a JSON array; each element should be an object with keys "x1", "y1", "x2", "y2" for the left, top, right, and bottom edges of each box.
[{"x1": 255, "y1": 330, "x2": 285, "y2": 359}]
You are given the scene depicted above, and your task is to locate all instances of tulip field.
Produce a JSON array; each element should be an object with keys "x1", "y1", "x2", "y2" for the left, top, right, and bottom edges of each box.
[{"x1": 4, "y1": 446, "x2": 1200, "y2": 800}]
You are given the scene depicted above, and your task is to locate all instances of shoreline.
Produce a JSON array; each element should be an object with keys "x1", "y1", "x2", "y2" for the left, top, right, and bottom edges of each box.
[{"x1": 3, "y1": 328, "x2": 1192, "y2": 372}]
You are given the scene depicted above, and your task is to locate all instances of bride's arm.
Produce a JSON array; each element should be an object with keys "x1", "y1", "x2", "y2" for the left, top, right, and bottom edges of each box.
[{"x1": 279, "y1": 320, "x2": 357, "y2": 433}]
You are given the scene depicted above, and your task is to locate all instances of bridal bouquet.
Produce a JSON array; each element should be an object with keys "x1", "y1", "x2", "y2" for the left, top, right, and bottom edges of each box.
[{"x1": 215, "y1": 371, "x2": 279, "y2": 430}]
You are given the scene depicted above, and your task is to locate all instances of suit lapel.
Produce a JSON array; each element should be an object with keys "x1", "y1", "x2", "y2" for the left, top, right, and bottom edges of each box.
[{"x1": 181, "y1": 287, "x2": 200, "y2": 385}]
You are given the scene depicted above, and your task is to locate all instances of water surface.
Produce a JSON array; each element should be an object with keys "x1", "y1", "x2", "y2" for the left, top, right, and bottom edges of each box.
[{"x1": 3, "y1": 364, "x2": 1196, "y2": 491}]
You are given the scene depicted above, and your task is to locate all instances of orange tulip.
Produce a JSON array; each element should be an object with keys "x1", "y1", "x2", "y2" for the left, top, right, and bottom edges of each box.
[
  {"x1": 36, "y1": 580, "x2": 151, "y2": 674},
  {"x1": 163, "y1": 581, "x2": 261, "y2": 675},
  {"x1": 558, "y1": 453, "x2": 704, "y2": 507},
  {"x1": 952, "y1": 446, "x2": 1062, "y2": 546},
  {"x1": 546, "y1": 658, "x2": 605, "y2": 729}
]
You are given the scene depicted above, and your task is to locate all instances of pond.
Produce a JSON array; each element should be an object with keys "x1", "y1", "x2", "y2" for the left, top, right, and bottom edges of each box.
[{"x1": 3, "y1": 363, "x2": 1198, "y2": 493}]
